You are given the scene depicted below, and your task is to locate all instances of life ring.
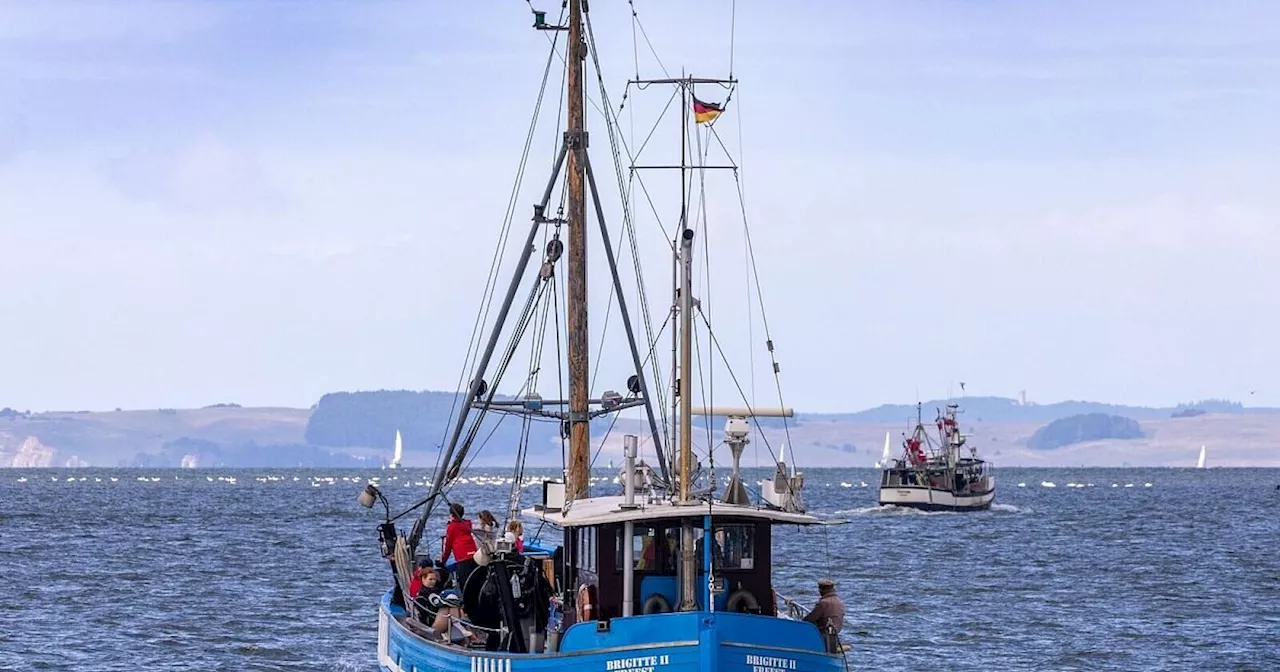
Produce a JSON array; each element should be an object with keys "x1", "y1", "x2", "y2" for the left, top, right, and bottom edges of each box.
[
  {"x1": 575, "y1": 584, "x2": 597, "y2": 622},
  {"x1": 725, "y1": 588, "x2": 759, "y2": 613},
  {"x1": 642, "y1": 593, "x2": 672, "y2": 615}
]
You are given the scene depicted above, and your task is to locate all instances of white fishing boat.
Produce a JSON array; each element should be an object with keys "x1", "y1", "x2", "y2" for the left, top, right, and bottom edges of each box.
[{"x1": 878, "y1": 403, "x2": 995, "y2": 511}]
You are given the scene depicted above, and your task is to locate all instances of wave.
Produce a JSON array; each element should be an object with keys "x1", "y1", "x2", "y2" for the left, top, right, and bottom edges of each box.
[
  {"x1": 828, "y1": 503, "x2": 1028, "y2": 516},
  {"x1": 830, "y1": 505, "x2": 957, "y2": 516},
  {"x1": 989, "y1": 503, "x2": 1029, "y2": 514}
]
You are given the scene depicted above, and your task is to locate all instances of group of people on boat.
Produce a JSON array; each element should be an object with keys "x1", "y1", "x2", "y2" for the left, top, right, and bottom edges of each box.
[
  {"x1": 404, "y1": 503, "x2": 532, "y2": 647},
  {"x1": 405, "y1": 501, "x2": 845, "y2": 653},
  {"x1": 407, "y1": 557, "x2": 479, "y2": 645},
  {"x1": 437, "y1": 503, "x2": 526, "y2": 592}
]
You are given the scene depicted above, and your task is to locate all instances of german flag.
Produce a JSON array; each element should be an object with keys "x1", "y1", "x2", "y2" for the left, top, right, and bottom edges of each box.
[{"x1": 692, "y1": 97, "x2": 723, "y2": 124}]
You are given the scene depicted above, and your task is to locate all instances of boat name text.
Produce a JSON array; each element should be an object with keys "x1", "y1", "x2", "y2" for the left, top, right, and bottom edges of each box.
[
  {"x1": 605, "y1": 654, "x2": 669, "y2": 672},
  {"x1": 746, "y1": 654, "x2": 798, "y2": 672}
]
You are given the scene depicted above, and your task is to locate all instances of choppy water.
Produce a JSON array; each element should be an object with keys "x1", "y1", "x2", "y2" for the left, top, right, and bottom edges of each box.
[{"x1": 2, "y1": 467, "x2": 1277, "y2": 671}]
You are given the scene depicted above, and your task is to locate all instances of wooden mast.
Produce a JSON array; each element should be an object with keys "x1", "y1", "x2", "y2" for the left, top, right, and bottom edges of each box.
[{"x1": 565, "y1": 0, "x2": 590, "y2": 500}]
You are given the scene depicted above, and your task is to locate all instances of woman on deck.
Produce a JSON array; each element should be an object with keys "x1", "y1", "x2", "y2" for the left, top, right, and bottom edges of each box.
[
  {"x1": 504, "y1": 520, "x2": 524, "y2": 553},
  {"x1": 441, "y1": 503, "x2": 479, "y2": 591}
]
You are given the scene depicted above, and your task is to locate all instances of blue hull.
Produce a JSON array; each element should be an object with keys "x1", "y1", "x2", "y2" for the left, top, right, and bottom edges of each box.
[{"x1": 378, "y1": 592, "x2": 843, "y2": 672}]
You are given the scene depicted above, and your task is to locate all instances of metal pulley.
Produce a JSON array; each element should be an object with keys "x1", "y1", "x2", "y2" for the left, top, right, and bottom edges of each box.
[{"x1": 540, "y1": 238, "x2": 563, "y2": 279}]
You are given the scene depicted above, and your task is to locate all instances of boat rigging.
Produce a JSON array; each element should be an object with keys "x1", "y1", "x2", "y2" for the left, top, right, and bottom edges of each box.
[{"x1": 356, "y1": 2, "x2": 846, "y2": 669}]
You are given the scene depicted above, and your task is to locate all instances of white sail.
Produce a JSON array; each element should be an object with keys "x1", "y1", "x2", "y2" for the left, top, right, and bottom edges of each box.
[
  {"x1": 875, "y1": 430, "x2": 892, "y2": 468},
  {"x1": 1197, "y1": 444, "x2": 1206, "y2": 469},
  {"x1": 390, "y1": 430, "x2": 403, "y2": 469}
]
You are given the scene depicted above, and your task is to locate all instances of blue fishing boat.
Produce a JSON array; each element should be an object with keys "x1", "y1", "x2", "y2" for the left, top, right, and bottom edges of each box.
[{"x1": 357, "y1": 2, "x2": 848, "y2": 670}]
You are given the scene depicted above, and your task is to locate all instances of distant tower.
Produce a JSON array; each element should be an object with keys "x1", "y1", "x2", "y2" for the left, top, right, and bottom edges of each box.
[{"x1": 1019, "y1": 390, "x2": 1027, "y2": 406}]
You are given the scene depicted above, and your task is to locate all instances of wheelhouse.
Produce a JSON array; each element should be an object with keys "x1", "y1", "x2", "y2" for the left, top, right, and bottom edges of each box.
[
  {"x1": 522, "y1": 492, "x2": 818, "y2": 623},
  {"x1": 880, "y1": 458, "x2": 992, "y2": 490}
]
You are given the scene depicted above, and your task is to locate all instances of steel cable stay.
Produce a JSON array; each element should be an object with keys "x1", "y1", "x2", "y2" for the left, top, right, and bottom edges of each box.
[
  {"x1": 591, "y1": 1, "x2": 797, "y2": 505},
  {"x1": 528, "y1": 7, "x2": 683, "y2": 485},
  {"x1": 413, "y1": 0, "x2": 795, "y2": 548},
  {"x1": 430, "y1": 9, "x2": 566, "y2": 498},
  {"x1": 693, "y1": 305, "x2": 802, "y2": 508},
  {"x1": 420, "y1": 1, "x2": 695, "y2": 531},
  {"x1": 443, "y1": 271, "x2": 556, "y2": 488},
  {"x1": 584, "y1": 10, "x2": 676, "y2": 478}
]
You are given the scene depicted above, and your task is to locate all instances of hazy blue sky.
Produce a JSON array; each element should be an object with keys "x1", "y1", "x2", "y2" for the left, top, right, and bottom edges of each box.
[{"x1": 1, "y1": 0, "x2": 1277, "y2": 413}]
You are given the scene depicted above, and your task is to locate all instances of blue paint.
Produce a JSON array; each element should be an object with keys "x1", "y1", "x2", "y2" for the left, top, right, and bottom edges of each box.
[
  {"x1": 635, "y1": 561, "x2": 730, "y2": 612},
  {"x1": 699, "y1": 613, "x2": 717, "y2": 672},
  {"x1": 639, "y1": 574, "x2": 678, "y2": 612},
  {"x1": 702, "y1": 515, "x2": 712, "y2": 610},
  {"x1": 379, "y1": 591, "x2": 841, "y2": 672}
]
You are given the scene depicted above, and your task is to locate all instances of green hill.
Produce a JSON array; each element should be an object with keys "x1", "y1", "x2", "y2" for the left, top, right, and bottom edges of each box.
[{"x1": 1027, "y1": 413, "x2": 1145, "y2": 450}]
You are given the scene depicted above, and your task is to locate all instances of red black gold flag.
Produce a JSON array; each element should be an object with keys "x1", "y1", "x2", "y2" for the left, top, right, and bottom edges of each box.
[{"x1": 692, "y1": 97, "x2": 723, "y2": 124}]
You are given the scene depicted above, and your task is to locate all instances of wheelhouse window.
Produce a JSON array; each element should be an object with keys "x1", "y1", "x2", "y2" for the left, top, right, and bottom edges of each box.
[
  {"x1": 576, "y1": 527, "x2": 596, "y2": 571},
  {"x1": 711, "y1": 524, "x2": 755, "y2": 570},
  {"x1": 615, "y1": 524, "x2": 682, "y2": 573},
  {"x1": 614, "y1": 522, "x2": 755, "y2": 572}
]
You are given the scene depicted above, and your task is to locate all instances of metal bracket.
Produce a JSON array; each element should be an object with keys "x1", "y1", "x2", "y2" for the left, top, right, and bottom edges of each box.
[{"x1": 564, "y1": 130, "x2": 589, "y2": 150}]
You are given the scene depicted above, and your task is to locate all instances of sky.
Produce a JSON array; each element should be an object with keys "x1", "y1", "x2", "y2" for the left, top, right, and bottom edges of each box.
[{"x1": 1, "y1": 0, "x2": 1278, "y2": 414}]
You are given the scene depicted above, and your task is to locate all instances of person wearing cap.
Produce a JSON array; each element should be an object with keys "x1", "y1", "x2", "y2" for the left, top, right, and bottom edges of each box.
[
  {"x1": 803, "y1": 578, "x2": 845, "y2": 653},
  {"x1": 430, "y1": 589, "x2": 478, "y2": 645}
]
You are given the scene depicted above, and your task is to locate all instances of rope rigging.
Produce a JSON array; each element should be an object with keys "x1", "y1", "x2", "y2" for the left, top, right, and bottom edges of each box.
[
  {"x1": 694, "y1": 305, "x2": 793, "y2": 495},
  {"x1": 424, "y1": 0, "x2": 797, "y2": 533},
  {"x1": 584, "y1": 8, "x2": 677, "y2": 482},
  {"x1": 607, "y1": 0, "x2": 797, "y2": 501},
  {"x1": 430, "y1": 3, "x2": 567, "y2": 495}
]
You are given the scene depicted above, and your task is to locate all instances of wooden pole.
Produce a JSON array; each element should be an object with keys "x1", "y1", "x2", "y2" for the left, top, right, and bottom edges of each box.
[{"x1": 565, "y1": 0, "x2": 590, "y2": 499}]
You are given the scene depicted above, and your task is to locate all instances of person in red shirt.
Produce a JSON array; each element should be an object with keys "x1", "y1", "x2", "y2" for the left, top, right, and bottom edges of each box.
[
  {"x1": 408, "y1": 557, "x2": 432, "y2": 598},
  {"x1": 441, "y1": 502, "x2": 479, "y2": 591}
]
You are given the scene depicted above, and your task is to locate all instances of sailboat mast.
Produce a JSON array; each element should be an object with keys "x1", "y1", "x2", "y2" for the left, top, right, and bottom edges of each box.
[{"x1": 565, "y1": 0, "x2": 591, "y2": 499}]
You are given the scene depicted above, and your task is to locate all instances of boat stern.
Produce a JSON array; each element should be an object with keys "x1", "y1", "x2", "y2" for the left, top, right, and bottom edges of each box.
[
  {"x1": 380, "y1": 591, "x2": 843, "y2": 672},
  {"x1": 560, "y1": 611, "x2": 842, "y2": 671}
]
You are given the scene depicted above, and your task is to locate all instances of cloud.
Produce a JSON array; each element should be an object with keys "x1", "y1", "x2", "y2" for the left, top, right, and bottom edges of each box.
[
  {"x1": 0, "y1": 1, "x2": 222, "y2": 44},
  {"x1": 99, "y1": 136, "x2": 285, "y2": 213}
]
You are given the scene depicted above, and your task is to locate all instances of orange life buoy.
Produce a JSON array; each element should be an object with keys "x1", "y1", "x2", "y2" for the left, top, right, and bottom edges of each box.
[{"x1": 576, "y1": 583, "x2": 597, "y2": 622}]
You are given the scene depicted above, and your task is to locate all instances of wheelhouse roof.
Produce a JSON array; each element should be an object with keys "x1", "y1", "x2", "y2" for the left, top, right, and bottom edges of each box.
[{"x1": 520, "y1": 495, "x2": 820, "y2": 528}]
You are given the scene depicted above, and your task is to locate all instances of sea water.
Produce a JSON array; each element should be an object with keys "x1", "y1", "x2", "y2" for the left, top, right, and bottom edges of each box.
[{"x1": 1, "y1": 467, "x2": 1277, "y2": 671}]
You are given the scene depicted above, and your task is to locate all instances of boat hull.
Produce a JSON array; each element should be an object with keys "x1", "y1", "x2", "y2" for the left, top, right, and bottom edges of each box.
[
  {"x1": 877, "y1": 483, "x2": 995, "y2": 512},
  {"x1": 378, "y1": 592, "x2": 842, "y2": 672}
]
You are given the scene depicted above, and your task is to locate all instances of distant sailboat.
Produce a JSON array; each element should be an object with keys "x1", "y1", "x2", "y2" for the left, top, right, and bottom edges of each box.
[
  {"x1": 389, "y1": 429, "x2": 403, "y2": 469},
  {"x1": 874, "y1": 430, "x2": 891, "y2": 469},
  {"x1": 1197, "y1": 444, "x2": 1206, "y2": 469}
]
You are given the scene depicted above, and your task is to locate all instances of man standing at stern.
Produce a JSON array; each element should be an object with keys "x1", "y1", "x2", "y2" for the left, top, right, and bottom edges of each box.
[{"x1": 803, "y1": 578, "x2": 845, "y2": 653}]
